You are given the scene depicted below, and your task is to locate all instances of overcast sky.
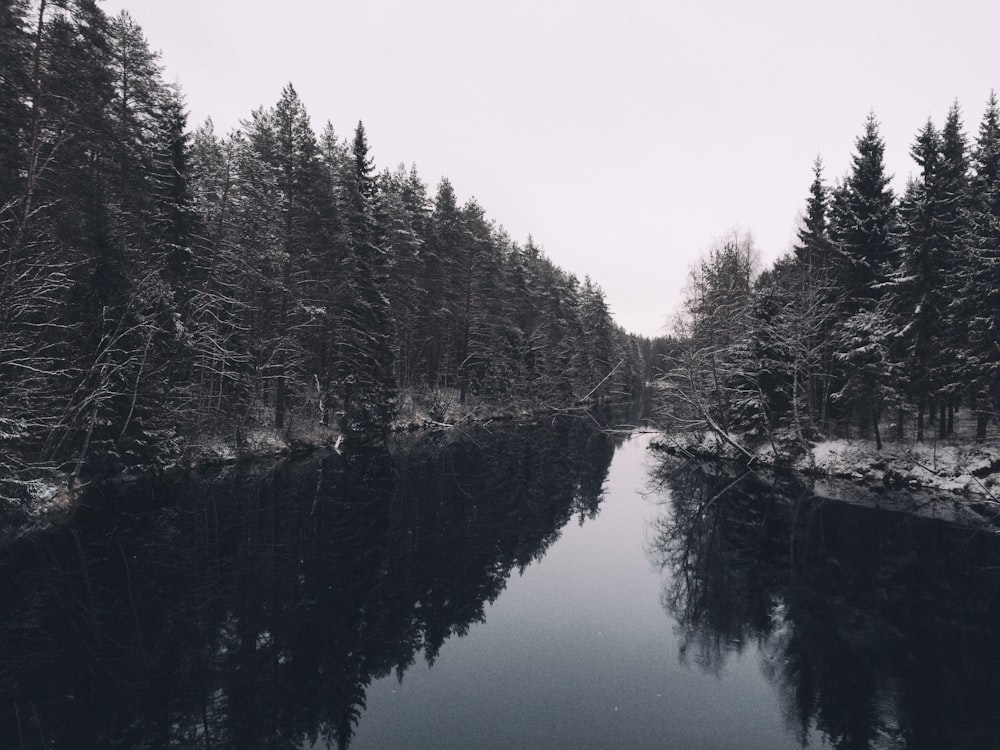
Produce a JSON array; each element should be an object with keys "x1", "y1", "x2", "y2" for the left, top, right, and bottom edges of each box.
[{"x1": 101, "y1": 0, "x2": 1000, "y2": 338}]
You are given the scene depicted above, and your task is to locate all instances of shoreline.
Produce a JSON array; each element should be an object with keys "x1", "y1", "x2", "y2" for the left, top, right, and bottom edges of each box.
[
  {"x1": 651, "y1": 430, "x2": 1000, "y2": 531},
  {"x1": 1, "y1": 395, "x2": 637, "y2": 535}
]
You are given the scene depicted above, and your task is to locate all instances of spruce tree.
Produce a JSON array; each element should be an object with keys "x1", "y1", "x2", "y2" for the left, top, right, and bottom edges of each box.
[
  {"x1": 786, "y1": 158, "x2": 841, "y2": 433},
  {"x1": 424, "y1": 178, "x2": 463, "y2": 385},
  {"x1": 827, "y1": 114, "x2": 898, "y2": 439},
  {"x1": 376, "y1": 164, "x2": 428, "y2": 389},
  {"x1": 152, "y1": 87, "x2": 195, "y2": 285},
  {"x1": 793, "y1": 157, "x2": 834, "y2": 286},
  {"x1": 941, "y1": 101, "x2": 971, "y2": 230},
  {"x1": 455, "y1": 197, "x2": 504, "y2": 402},
  {"x1": 336, "y1": 121, "x2": 395, "y2": 434},
  {"x1": 236, "y1": 84, "x2": 327, "y2": 429},
  {"x1": 965, "y1": 93, "x2": 1000, "y2": 438},
  {"x1": 936, "y1": 102, "x2": 971, "y2": 434},
  {"x1": 890, "y1": 120, "x2": 950, "y2": 439},
  {"x1": 107, "y1": 10, "x2": 165, "y2": 245},
  {"x1": 345, "y1": 120, "x2": 377, "y2": 246},
  {"x1": 577, "y1": 278, "x2": 619, "y2": 400},
  {"x1": 829, "y1": 113, "x2": 897, "y2": 312},
  {"x1": 831, "y1": 310, "x2": 901, "y2": 450}
]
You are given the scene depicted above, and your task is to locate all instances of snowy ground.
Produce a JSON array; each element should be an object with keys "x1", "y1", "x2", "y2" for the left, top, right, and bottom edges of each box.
[
  {"x1": 803, "y1": 436, "x2": 1000, "y2": 498},
  {"x1": 656, "y1": 413, "x2": 1000, "y2": 530},
  {"x1": 800, "y1": 434, "x2": 1000, "y2": 530}
]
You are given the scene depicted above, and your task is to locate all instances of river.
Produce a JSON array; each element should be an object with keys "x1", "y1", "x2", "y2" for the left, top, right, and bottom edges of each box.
[{"x1": 0, "y1": 418, "x2": 998, "y2": 748}]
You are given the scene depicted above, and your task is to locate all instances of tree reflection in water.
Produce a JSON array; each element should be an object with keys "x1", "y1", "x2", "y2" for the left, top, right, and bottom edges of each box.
[
  {"x1": 0, "y1": 415, "x2": 621, "y2": 749},
  {"x1": 648, "y1": 455, "x2": 1000, "y2": 750}
]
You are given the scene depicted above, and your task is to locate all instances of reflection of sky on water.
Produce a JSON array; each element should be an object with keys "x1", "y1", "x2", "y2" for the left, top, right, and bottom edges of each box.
[{"x1": 353, "y1": 435, "x2": 818, "y2": 750}]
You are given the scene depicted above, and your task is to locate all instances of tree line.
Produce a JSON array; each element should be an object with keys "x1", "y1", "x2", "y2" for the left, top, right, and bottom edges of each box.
[
  {"x1": 0, "y1": 2, "x2": 648, "y2": 491},
  {"x1": 659, "y1": 98, "x2": 1000, "y2": 451}
]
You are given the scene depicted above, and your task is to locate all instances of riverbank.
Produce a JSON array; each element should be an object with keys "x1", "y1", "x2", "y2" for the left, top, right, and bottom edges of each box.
[
  {"x1": 652, "y1": 426, "x2": 1000, "y2": 530},
  {"x1": 2, "y1": 389, "x2": 637, "y2": 532},
  {"x1": 804, "y1": 436, "x2": 1000, "y2": 496}
]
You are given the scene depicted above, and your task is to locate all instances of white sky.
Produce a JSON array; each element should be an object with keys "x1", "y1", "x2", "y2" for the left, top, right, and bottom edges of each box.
[{"x1": 100, "y1": 0, "x2": 1000, "y2": 338}]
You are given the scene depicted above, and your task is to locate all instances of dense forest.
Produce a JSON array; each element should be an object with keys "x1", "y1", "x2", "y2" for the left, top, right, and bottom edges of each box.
[
  {"x1": 0, "y1": 2, "x2": 649, "y2": 495},
  {"x1": 659, "y1": 98, "x2": 1000, "y2": 453}
]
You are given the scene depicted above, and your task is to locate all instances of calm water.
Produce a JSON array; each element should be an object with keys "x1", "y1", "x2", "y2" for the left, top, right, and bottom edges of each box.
[
  {"x1": 350, "y1": 433, "x2": 809, "y2": 750},
  {"x1": 1, "y1": 418, "x2": 999, "y2": 748}
]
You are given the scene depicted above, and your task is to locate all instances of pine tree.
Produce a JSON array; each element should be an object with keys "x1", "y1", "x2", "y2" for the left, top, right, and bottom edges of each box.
[
  {"x1": 183, "y1": 119, "x2": 254, "y2": 428},
  {"x1": 0, "y1": 0, "x2": 30, "y2": 301},
  {"x1": 335, "y1": 121, "x2": 395, "y2": 434},
  {"x1": 501, "y1": 238, "x2": 542, "y2": 395},
  {"x1": 454, "y1": 197, "x2": 504, "y2": 402},
  {"x1": 107, "y1": 10, "x2": 165, "y2": 246},
  {"x1": 424, "y1": 178, "x2": 463, "y2": 385},
  {"x1": 889, "y1": 120, "x2": 951, "y2": 439},
  {"x1": 0, "y1": 0, "x2": 29, "y2": 208},
  {"x1": 152, "y1": 86, "x2": 195, "y2": 285},
  {"x1": 785, "y1": 158, "x2": 841, "y2": 433},
  {"x1": 376, "y1": 164, "x2": 428, "y2": 389},
  {"x1": 936, "y1": 102, "x2": 971, "y2": 435},
  {"x1": 829, "y1": 113, "x2": 897, "y2": 312},
  {"x1": 0, "y1": 0, "x2": 34, "y2": 477},
  {"x1": 941, "y1": 101, "x2": 971, "y2": 236},
  {"x1": 345, "y1": 120, "x2": 377, "y2": 247},
  {"x1": 831, "y1": 310, "x2": 902, "y2": 450},
  {"x1": 22, "y1": 1, "x2": 138, "y2": 474},
  {"x1": 824, "y1": 114, "x2": 898, "y2": 440},
  {"x1": 236, "y1": 84, "x2": 328, "y2": 430},
  {"x1": 965, "y1": 93, "x2": 1000, "y2": 439},
  {"x1": 793, "y1": 157, "x2": 834, "y2": 286},
  {"x1": 576, "y1": 277, "x2": 620, "y2": 401}
]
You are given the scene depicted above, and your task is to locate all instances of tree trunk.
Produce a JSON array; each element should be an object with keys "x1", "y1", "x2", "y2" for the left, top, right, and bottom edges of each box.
[
  {"x1": 977, "y1": 410, "x2": 989, "y2": 441},
  {"x1": 976, "y1": 389, "x2": 991, "y2": 441},
  {"x1": 709, "y1": 352, "x2": 729, "y2": 432}
]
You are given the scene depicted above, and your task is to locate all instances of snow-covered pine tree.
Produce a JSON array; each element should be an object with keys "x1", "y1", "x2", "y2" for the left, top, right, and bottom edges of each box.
[
  {"x1": 965, "y1": 93, "x2": 1000, "y2": 439},
  {"x1": 829, "y1": 113, "x2": 898, "y2": 313},
  {"x1": 936, "y1": 102, "x2": 971, "y2": 435},
  {"x1": 826, "y1": 114, "x2": 899, "y2": 440},
  {"x1": 793, "y1": 157, "x2": 835, "y2": 287},
  {"x1": 889, "y1": 120, "x2": 952, "y2": 440},
  {"x1": 335, "y1": 121, "x2": 396, "y2": 435}
]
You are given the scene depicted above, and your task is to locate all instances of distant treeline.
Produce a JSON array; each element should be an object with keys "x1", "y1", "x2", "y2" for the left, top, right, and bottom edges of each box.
[
  {"x1": 0, "y1": 3, "x2": 650, "y2": 488},
  {"x1": 659, "y1": 100, "x2": 1000, "y2": 450}
]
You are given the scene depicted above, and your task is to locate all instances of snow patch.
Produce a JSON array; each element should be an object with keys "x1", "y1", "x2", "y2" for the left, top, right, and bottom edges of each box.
[
  {"x1": 244, "y1": 429, "x2": 287, "y2": 454},
  {"x1": 807, "y1": 435, "x2": 1000, "y2": 499}
]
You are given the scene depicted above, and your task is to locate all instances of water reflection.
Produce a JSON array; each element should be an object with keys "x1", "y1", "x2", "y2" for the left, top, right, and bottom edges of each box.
[
  {"x1": 649, "y1": 456, "x2": 1000, "y2": 749},
  {"x1": 0, "y1": 415, "x2": 622, "y2": 749}
]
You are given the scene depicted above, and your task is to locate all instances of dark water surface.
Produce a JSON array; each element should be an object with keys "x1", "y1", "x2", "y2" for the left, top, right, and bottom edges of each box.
[{"x1": 1, "y1": 420, "x2": 999, "y2": 748}]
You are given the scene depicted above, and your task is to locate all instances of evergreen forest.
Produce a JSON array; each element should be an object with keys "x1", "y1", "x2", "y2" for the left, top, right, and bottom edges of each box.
[
  {"x1": 6, "y1": 1, "x2": 999, "y2": 499},
  {"x1": 660, "y1": 100, "x2": 1000, "y2": 453},
  {"x1": 0, "y1": 3, "x2": 649, "y2": 496}
]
